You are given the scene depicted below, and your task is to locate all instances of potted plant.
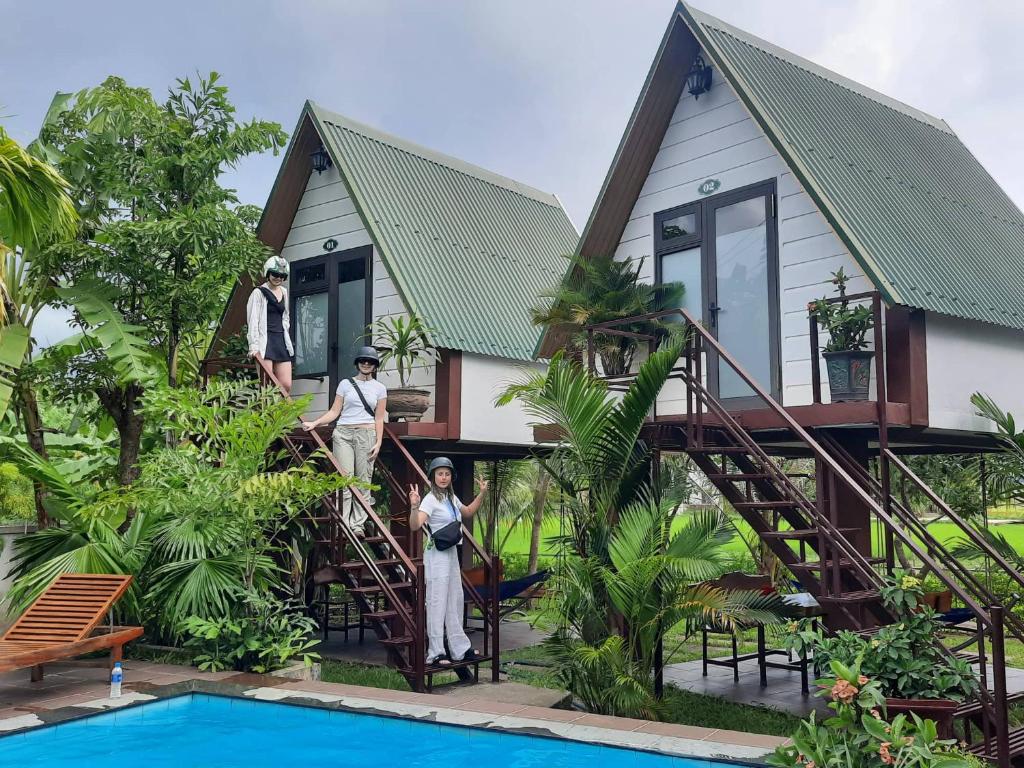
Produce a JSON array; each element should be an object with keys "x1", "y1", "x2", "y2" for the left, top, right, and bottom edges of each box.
[
  {"x1": 785, "y1": 572, "x2": 979, "y2": 739},
  {"x1": 372, "y1": 314, "x2": 439, "y2": 422},
  {"x1": 809, "y1": 267, "x2": 874, "y2": 401}
]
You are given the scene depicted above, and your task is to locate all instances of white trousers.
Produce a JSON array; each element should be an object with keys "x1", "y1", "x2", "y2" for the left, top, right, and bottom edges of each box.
[{"x1": 424, "y1": 545, "x2": 472, "y2": 662}]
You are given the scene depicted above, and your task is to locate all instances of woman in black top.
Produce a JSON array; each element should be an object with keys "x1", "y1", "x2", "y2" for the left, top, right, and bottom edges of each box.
[{"x1": 246, "y1": 255, "x2": 295, "y2": 394}]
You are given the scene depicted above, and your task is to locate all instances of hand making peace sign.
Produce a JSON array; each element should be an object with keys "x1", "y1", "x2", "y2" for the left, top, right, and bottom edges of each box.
[{"x1": 408, "y1": 484, "x2": 422, "y2": 508}]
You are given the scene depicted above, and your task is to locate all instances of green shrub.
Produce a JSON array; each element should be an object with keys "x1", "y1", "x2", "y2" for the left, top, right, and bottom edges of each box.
[{"x1": 181, "y1": 589, "x2": 319, "y2": 673}]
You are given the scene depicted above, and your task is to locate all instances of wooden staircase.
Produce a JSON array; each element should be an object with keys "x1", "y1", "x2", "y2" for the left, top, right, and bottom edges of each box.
[
  {"x1": 589, "y1": 310, "x2": 1023, "y2": 767},
  {"x1": 202, "y1": 358, "x2": 499, "y2": 693}
]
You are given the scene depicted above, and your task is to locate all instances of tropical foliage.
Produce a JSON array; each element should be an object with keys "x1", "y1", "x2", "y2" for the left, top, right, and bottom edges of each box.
[
  {"x1": 767, "y1": 659, "x2": 972, "y2": 768},
  {"x1": 785, "y1": 572, "x2": 978, "y2": 703},
  {"x1": 531, "y1": 253, "x2": 684, "y2": 376},
  {"x1": 27, "y1": 73, "x2": 286, "y2": 484},
  {"x1": 499, "y1": 343, "x2": 785, "y2": 716},
  {"x1": 372, "y1": 313, "x2": 438, "y2": 388},
  {"x1": 5, "y1": 382, "x2": 350, "y2": 668},
  {"x1": 809, "y1": 267, "x2": 873, "y2": 352}
]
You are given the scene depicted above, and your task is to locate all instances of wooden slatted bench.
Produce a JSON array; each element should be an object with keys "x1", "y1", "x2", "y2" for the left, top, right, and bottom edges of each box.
[{"x1": 0, "y1": 573, "x2": 143, "y2": 682}]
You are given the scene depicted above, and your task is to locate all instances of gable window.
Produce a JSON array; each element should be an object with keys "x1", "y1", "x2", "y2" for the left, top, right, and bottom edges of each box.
[{"x1": 654, "y1": 203, "x2": 701, "y2": 255}]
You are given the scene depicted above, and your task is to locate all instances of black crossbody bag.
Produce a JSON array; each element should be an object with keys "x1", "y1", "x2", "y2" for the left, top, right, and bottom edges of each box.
[
  {"x1": 425, "y1": 498, "x2": 462, "y2": 551},
  {"x1": 346, "y1": 377, "x2": 376, "y2": 418}
]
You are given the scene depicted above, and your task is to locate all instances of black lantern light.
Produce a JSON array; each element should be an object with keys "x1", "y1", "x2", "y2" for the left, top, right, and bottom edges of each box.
[
  {"x1": 310, "y1": 144, "x2": 333, "y2": 175},
  {"x1": 686, "y1": 53, "x2": 713, "y2": 99}
]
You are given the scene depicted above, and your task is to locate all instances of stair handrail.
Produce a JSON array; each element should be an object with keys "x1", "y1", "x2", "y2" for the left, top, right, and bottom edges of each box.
[
  {"x1": 823, "y1": 433, "x2": 1024, "y2": 643},
  {"x1": 588, "y1": 310, "x2": 997, "y2": 628},
  {"x1": 885, "y1": 449, "x2": 1024, "y2": 597}
]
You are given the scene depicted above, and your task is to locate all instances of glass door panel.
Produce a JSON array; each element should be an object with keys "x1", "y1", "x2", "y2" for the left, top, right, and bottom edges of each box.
[
  {"x1": 713, "y1": 196, "x2": 770, "y2": 400},
  {"x1": 335, "y1": 257, "x2": 366, "y2": 381},
  {"x1": 293, "y1": 292, "x2": 328, "y2": 376},
  {"x1": 660, "y1": 246, "x2": 702, "y2": 320}
]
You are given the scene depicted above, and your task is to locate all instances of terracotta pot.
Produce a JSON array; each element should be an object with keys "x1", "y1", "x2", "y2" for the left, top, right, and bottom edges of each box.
[
  {"x1": 386, "y1": 388, "x2": 430, "y2": 422},
  {"x1": 885, "y1": 698, "x2": 958, "y2": 738},
  {"x1": 823, "y1": 349, "x2": 874, "y2": 402}
]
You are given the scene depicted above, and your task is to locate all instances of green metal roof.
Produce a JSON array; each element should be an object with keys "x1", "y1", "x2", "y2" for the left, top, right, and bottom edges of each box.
[
  {"x1": 683, "y1": 4, "x2": 1024, "y2": 330},
  {"x1": 308, "y1": 103, "x2": 578, "y2": 361}
]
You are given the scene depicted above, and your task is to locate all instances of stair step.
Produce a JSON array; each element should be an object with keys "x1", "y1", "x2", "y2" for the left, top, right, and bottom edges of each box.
[
  {"x1": 340, "y1": 558, "x2": 404, "y2": 571},
  {"x1": 761, "y1": 527, "x2": 859, "y2": 540},
  {"x1": 349, "y1": 581, "x2": 414, "y2": 595},
  {"x1": 956, "y1": 690, "x2": 1024, "y2": 719},
  {"x1": 706, "y1": 473, "x2": 771, "y2": 481},
  {"x1": 734, "y1": 500, "x2": 799, "y2": 509},
  {"x1": 690, "y1": 446, "x2": 751, "y2": 454},
  {"x1": 363, "y1": 609, "x2": 399, "y2": 622},
  {"x1": 379, "y1": 635, "x2": 414, "y2": 646},
  {"x1": 789, "y1": 557, "x2": 886, "y2": 571},
  {"x1": 969, "y1": 722, "x2": 1024, "y2": 757},
  {"x1": 816, "y1": 589, "x2": 881, "y2": 604}
]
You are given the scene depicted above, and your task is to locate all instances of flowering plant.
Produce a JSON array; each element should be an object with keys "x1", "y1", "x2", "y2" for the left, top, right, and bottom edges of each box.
[
  {"x1": 767, "y1": 659, "x2": 972, "y2": 768},
  {"x1": 783, "y1": 571, "x2": 979, "y2": 702}
]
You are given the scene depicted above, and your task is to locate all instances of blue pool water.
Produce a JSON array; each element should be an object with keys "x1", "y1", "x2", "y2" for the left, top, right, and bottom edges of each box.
[{"x1": 0, "y1": 693, "x2": 747, "y2": 768}]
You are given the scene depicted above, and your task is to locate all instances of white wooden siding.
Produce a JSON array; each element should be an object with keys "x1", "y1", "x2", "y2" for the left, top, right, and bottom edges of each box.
[
  {"x1": 925, "y1": 313, "x2": 1024, "y2": 432},
  {"x1": 280, "y1": 165, "x2": 435, "y2": 420},
  {"x1": 460, "y1": 354, "x2": 545, "y2": 446},
  {"x1": 612, "y1": 49, "x2": 867, "y2": 414}
]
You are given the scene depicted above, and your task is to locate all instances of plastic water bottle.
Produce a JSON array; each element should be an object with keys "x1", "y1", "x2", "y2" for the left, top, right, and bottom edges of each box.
[{"x1": 110, "y1": 662, "x2": 123, "y2": 699}]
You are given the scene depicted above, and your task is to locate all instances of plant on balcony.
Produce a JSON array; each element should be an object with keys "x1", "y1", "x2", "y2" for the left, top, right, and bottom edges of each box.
[
  {"x1": 372, "y1": 313, "x2": 439, "y2": 422},
  {"x1": 809, "y1": 267, "x2": 875, "y2": 402},
  {"x1": 532, "y1": 253, "x2": 684, "y2": 376},
  {"x1": 767, "y1": 658, "x2": 972, "y2": 768}
]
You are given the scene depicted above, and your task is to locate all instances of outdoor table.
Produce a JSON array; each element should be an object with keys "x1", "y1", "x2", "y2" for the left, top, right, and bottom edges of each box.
[{"x1": 757, "y1": 597, "x2": 825, "y2": 695}]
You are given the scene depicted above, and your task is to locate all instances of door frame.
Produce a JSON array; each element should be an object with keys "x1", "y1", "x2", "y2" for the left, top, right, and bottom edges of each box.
[
  {"x1": 654, "y1": 179, "x2": 781, "y2": 407},
  {"x1": 290, "y1": 244, "x2": 373, "y2": 397}
]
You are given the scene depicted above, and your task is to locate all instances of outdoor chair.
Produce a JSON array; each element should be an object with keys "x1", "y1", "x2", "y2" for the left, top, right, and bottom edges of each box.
[
  {"x1": 0, "y1": 573, "x2": 143, "y2": 682},
  {"x1": 463, "y1": 561, "x2": 549, "y2": 630}
]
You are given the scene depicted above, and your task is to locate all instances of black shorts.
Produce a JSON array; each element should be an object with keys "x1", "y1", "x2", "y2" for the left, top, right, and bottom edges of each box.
[{"x1": 264, "y1": 332, "x2": 293, "y2": 363}]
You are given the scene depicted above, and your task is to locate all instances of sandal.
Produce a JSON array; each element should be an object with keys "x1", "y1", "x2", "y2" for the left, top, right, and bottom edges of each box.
[
  {"x1": 427, "y1": 654, "x2": 451, "y2": 667},
  {"x1": 456, "y1": 649, "x2": 480, "y2": 662}
]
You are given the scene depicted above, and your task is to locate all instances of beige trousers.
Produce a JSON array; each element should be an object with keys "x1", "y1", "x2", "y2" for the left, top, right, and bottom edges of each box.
[{"x1": 332, "y1": 425, "x2": 376, "y2": 530}]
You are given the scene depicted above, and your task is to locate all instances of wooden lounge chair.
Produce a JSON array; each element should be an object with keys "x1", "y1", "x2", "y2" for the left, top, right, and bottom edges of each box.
[{"x1": 0, "y1": 573, "x2": 144, "y2": 682}]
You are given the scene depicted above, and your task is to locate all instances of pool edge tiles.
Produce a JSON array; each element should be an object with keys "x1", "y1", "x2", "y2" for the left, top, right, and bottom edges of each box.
[{"x1": 0, "y1": 682, "x2": 782, "y2": 767}]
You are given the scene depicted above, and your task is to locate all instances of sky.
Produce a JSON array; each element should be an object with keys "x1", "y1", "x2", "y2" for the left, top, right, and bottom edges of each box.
[{"x1": 4, "y1": 0, "x2": 1024, "y2": 345}]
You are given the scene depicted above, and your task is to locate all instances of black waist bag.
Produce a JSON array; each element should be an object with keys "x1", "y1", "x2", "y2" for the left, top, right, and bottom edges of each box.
[{"x1": 426, "y1": 520, "x2": 461, "y2": 551}]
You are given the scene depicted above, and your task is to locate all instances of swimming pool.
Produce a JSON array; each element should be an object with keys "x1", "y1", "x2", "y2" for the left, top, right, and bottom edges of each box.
[{"x1": 0, "y1": 693, "x2": 758, "y2": 767}]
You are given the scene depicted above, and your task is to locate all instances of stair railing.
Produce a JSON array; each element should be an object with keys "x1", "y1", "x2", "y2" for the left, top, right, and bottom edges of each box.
[{"x1": 588, "y1": 310, "x2": 1011, "y2": 766}]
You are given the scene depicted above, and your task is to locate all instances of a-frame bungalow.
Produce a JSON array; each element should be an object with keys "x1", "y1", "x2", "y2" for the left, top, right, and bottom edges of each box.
[
  {"x1": 539, "y1": 4, "x2": 1024, "y2": 762},
  {"x1": 207, "y1": 102, "x2": 577, "y2": 692}
]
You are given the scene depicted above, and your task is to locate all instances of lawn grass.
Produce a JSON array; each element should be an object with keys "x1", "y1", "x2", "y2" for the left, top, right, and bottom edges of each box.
[{"x1": 661, "y1": 684, "x2": 801, "y2": 736}]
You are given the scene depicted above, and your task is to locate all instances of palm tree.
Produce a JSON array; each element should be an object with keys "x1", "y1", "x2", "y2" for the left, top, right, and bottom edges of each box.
[
  {"x1": 0, "y1": 125, "x2": 77, "y2": 320},
  {"x1": 499, "y1": 340, "x2": 786, "y2": 716},
  {"x1": 531, "y1": 253, "x2": 684, "y2": 376}
]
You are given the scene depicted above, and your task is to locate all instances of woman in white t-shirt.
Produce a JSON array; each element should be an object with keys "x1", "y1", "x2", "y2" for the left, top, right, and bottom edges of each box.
[
  {"x1": 301, "y1": 346, "x2": 387, "y2": 534},
  {"x1": 408, "y1": 457, "x2": 488, "y2": 667}
]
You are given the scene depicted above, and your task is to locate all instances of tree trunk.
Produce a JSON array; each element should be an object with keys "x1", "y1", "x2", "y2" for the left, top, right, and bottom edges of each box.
[
  {"x1": 527, "y1": 470, "x2": 551, "y2": 575},
  {"x1": 96, "y1": 382, "x2": 145, "y2": 488},
  {"x1": 17, "y1": 382, "x2": 50, "y2": 529}
]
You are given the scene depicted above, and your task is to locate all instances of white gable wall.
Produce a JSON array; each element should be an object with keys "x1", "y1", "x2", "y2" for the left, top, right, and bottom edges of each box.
[
  {"x1": 279, "y1": 164, "x2": 435, "y2": 420},
  {"x1": 926, "y1": 313, "x2": 1024, "y2": 432},
  {"x1": 612, "y1": 51, "x2": 871, "y2": 414}
]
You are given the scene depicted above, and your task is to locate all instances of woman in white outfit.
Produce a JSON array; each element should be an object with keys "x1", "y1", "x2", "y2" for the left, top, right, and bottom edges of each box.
[
  {"x1": 408, "y1": 457, "x2": 488, "y2": 666},
  {"x1": 301, "y1": 346, "x2": 387, "y2": 534},
  {"x1": 246, "y1": 255, "x2": 294, "y2": 395}
]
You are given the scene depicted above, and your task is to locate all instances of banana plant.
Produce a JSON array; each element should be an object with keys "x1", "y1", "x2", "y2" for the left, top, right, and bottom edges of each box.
[{"x1": 56, "y1": 279, "x2": 157, "y2": 385}]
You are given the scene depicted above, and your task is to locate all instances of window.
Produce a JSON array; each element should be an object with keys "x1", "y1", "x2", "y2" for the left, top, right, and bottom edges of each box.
[{"x1": 654, "y1": 203, "x2": 700, "y2": 255}]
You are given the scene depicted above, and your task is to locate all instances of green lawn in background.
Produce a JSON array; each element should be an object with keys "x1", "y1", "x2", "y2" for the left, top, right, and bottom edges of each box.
[{"x1": 498, "y1": 514, "x2": 1024, "y2": 561}]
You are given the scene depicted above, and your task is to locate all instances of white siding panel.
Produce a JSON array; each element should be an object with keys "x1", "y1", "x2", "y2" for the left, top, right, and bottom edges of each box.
[
  {"x1": 926, "y1": 313, "x2": 1024, "y2": 432},
  {"x1": 610, "y1": 48, "x2": 872, "y2": 411},
  {"x1": 459, "y1": 354, "x2": 544, "y2": 447}
]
